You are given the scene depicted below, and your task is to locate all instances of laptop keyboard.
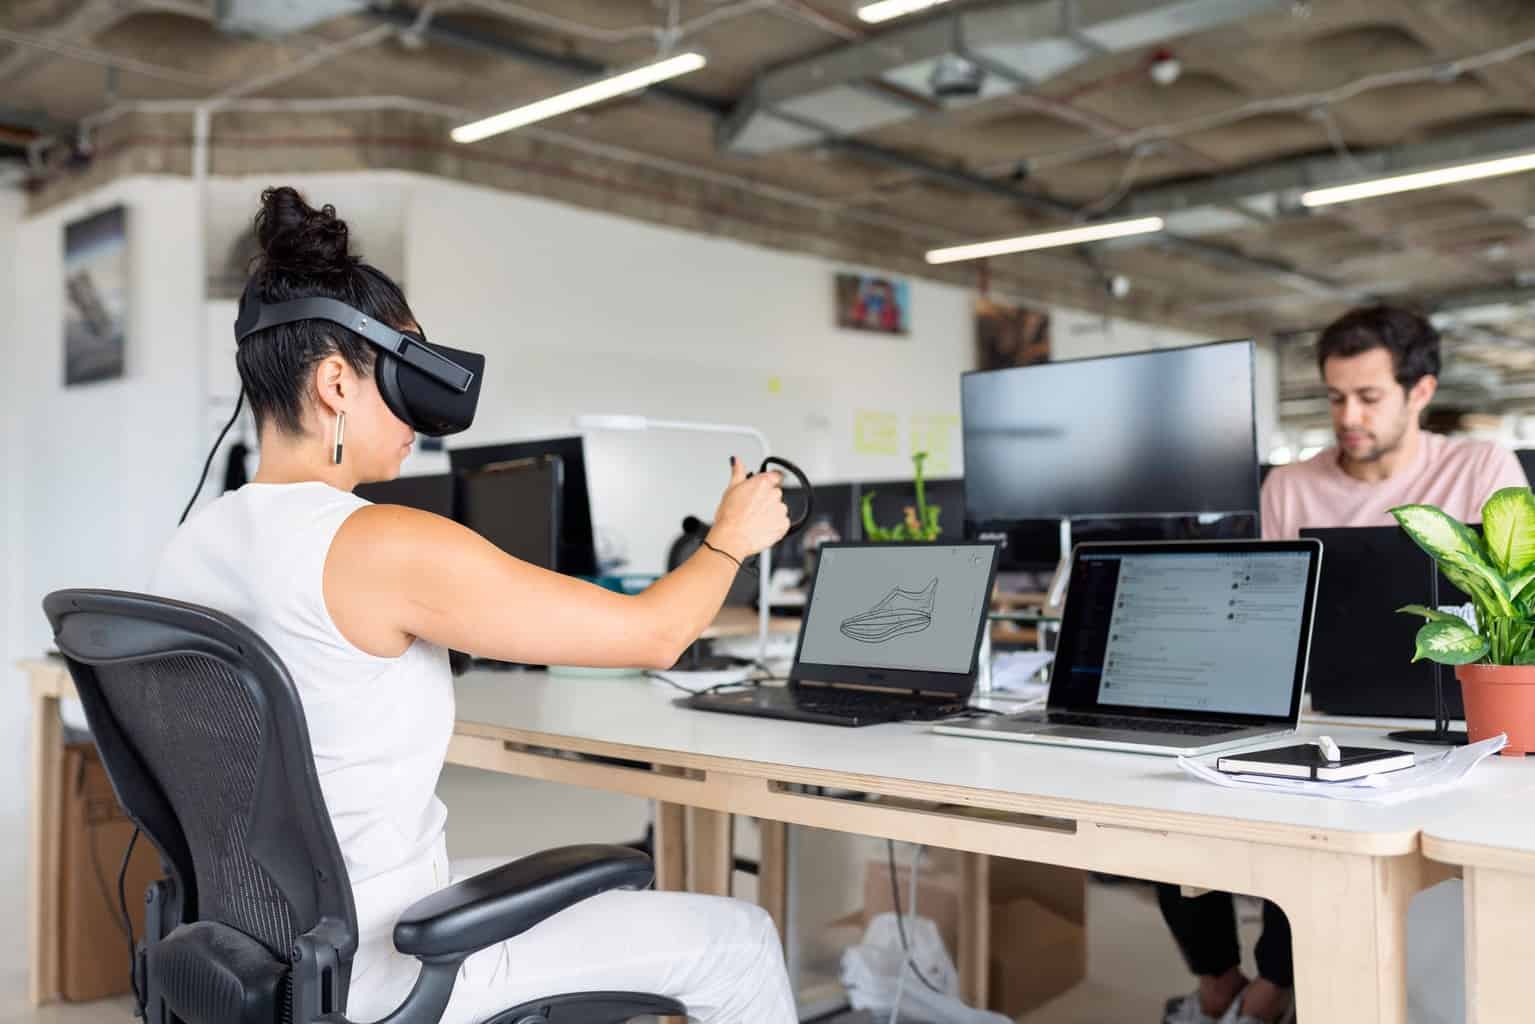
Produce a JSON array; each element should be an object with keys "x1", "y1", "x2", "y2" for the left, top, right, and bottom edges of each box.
[
  {"x1": 1043, "y1": 711, "x2": 1237, "y2": 737},
  {"x1": 795, "y1": 688, "x2": 965, "y2": 721}
]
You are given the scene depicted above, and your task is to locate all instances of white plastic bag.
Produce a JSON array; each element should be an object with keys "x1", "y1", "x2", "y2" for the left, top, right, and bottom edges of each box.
[{"x1": 840, "y1": 913, "x2": 1011, "y2": 1024}]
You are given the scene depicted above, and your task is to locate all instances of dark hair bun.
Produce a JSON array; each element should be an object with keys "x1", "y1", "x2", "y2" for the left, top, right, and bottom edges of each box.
[{"x1": 254, "y1": 186, "x2": 355, "y2": 275}]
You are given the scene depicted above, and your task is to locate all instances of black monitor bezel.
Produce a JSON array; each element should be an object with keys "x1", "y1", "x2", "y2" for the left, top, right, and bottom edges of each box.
[
  {"x1": 790, "y1": 540, "x2": 1001, "y2": 697},
  {"x1": 960, "y1": 337, "x2": 1261, "y2": 523},
  {"x1": 449, "y1": 436, "x2": 599, "y2": 576},
  {"x1": 1047, "y1": 538, "x2": 1322, "y2": 726}
]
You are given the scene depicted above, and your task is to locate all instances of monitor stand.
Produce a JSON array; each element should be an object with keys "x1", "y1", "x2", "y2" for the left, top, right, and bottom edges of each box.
[
  {"x1": 1044, "y1": 518, "x2": 1072, "y2": 617},
  {"x1": 1387, "y1": 570, "x2": 1468, "y2": 746}
]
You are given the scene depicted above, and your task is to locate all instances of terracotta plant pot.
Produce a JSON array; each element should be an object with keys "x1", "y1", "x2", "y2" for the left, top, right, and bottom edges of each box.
[{"x1": 1456, "y1": 664, "x2": 1535, "y2": 756}]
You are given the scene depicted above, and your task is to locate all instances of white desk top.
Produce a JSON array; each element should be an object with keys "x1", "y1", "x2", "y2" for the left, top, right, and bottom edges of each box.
[
  {"x1": 1421, "y1": 782, "x2": 1535, "y2": 873},
  {"x1": 453, "y1": 671, "x2": 1535, "y2": 856}
]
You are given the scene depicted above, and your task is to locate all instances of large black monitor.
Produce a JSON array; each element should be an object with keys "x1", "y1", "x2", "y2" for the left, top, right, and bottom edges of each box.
[
  {"x1": 456, "y1": 456, "x2": 562, "y2": 571},
  {"x1": 961, "y1": 339, "x2": 1260, "y2": 526},
  {"x1": 355, "y1": 473, "x2": 455, "y2": 517},
  {"x1": 449, "y1": 436, "x2": 599, "y2": 576}
]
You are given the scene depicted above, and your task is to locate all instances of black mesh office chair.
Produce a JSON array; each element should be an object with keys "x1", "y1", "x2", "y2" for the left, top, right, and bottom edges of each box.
[{"x1": 43, "y1": 589, "x2": 686, "y2": 1024}]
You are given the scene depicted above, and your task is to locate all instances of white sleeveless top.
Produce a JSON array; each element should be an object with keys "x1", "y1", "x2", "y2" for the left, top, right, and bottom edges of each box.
[{"x1": 151, "y1": 481, "x2": 454, "y2": 1012}]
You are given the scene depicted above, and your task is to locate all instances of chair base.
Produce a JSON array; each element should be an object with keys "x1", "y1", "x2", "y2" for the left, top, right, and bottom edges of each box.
[{"x1": 484, "y1": 991, "x2": 687, "y2": 1024}]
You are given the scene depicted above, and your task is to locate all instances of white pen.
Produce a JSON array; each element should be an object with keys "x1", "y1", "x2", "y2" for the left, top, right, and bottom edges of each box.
[{"x1": 1317, "y1": 735, "x2": 1342, "y2": 763}]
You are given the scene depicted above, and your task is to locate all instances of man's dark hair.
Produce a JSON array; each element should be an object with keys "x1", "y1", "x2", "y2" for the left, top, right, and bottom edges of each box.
[{"x1": 1315, "y1": 305, "x2": 1441, "y2": 391}]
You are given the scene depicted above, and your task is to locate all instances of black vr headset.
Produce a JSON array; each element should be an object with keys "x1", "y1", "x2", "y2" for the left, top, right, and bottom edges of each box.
[
  {"x1": 233, "y1": 286, "x2": 485, "y2": 437},
  {"x1": 179, "y1": 285, "x2": 487, "y2": 524}
]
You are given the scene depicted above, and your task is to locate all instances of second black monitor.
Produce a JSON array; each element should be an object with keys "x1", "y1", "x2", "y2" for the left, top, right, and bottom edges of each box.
[
  {"x1": 449, "y1": 436, "x2": 600, "y2": 576},
  {"x1": 962, "y1": 339, "x2": 1260, "y2": 525}
]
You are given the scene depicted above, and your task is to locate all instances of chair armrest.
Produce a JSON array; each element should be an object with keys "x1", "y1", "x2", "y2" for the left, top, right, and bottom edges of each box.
[{"x1": 393, "y1": 844, "x2": 654, "y2": 960}]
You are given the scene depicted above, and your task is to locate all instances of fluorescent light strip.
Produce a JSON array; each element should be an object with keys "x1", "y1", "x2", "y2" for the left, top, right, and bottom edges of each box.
[
  {"x1": 925, "y1": 216, "x2": 1166, "y2": 264},
  {"x1": 857, "y1": 0, "x2": 952, "y2": 25},
  {"x1": 1301, "y1": 151, "x2": 1535, "y2": 207},
  {"x1": 452, "y1": 52, "x2": 707, "y2": 143}
]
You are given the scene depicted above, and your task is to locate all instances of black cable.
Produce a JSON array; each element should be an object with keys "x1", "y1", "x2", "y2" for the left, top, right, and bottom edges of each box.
[
  {"x1": 884, "y1": 839, "x2": 945, "y2": 995},
  {"x1": 178, "y1": 389, "x2": 245, "y2": 525},
  {"x1": 86, "y1": 812, "x2": 130, "y2": 941},
  {"x1": 118, "y1": 826, "x2": 146, "y2": 1017},
  {"x1": 644, "y1": 672, "x2": 761, "y2": 699}
]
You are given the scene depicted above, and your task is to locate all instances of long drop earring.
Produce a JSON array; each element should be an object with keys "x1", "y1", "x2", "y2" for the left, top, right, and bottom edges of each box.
[{"x1": 332, "y1": 410, "x2": 346, "y2": 465}]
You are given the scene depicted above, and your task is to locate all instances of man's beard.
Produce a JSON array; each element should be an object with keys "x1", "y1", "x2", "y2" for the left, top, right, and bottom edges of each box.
[{"x1": 1339, "y1": 417, "x2": 1409, "y2": 465}]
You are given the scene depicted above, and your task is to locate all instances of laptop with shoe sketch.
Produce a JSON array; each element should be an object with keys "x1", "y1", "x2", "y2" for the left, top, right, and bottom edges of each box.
[
  {"x1": 683, "y1": 541, "x2": 1000, "y2": 726},
  {"x1": 935, "y1": 539, "x2": 1322, "y2": 755}
]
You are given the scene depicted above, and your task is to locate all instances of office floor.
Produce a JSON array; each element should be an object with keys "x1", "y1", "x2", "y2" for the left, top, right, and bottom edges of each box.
[{"x1": 5, "y1": 766, "x2": 1252, "y2": 1024}]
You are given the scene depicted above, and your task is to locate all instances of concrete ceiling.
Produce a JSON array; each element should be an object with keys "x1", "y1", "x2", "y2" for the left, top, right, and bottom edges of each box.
[{"x1": 7, "y1": 0, "x2": 1535, "y2": 410}]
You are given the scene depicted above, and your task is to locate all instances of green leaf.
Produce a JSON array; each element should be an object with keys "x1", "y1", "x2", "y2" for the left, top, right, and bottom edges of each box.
[
  {"x1": 1508, "y1": 568, "x2": 1535, "y2": 602},
  {"x1": 1397, "y1": 604, "x2": 1465, "y2": 624},
  {"x1": 1411, "y1": 620, "x2": 1489, "y2": 666},
  {"x1": 1481, "y1": 487, "x2": 1535, "y2": 575},
  {"x1": 1515, "y1": 647, "x2": 1535, "y2": 666},
  {"x1": 1392, "y1": 504, "x2": 1487, "y2": 565},
  {"x1": 1439, "y1": 552, "x2": 1516, "y2": 619}
]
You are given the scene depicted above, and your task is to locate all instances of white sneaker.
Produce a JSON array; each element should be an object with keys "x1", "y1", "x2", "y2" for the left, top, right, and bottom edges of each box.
[
  {"x1": 1162, "y1": 990, "x2": 1231, "y2": 1024},
  {"x1": 1223, "y1": 999, "x2": 1296, "y2": 1024}
]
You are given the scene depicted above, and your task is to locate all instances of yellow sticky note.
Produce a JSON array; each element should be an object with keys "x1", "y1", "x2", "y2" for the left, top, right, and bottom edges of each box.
[
  {"x1": 854, "y1": 410, "x2": 900, "y2": 455},
  {"x1": 910, "y1": 413, "x2": 960, "y2": 473}
]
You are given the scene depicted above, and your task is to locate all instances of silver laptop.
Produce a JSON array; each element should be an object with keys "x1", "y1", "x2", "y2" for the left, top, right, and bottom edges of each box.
[{"x1": 935, "y1": 539, "x2": 1322, "y2": 755}]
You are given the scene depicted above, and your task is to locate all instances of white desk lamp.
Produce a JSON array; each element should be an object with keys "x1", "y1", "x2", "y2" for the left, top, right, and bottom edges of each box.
[{"x1": 573, "y1": 414, "x2": 775, "y2": 665}]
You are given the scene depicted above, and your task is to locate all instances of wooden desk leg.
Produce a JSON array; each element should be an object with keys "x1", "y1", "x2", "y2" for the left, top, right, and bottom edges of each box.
[
  {"x1": 1463, "y1": 866, "x2": 1535, "y2": 1024},
  {"x1": 652, "y1": 801, "x2": 688, "y2": 893},
  {"x1": 684, "y1": 808, "x2": 733, "y2": 897},
  {"x1": 28, "y1": 688, "x2": 64, "y2": 1007},
  {"x1": 757, "y1": 819, "x2": 789, "y2": 954},
  {"x1": 1275, "y1": 850, "x2": 1423, "y2": 1024},
  {"x1": 958, "y1": 852, "x2": 991, "y2": 1009}
]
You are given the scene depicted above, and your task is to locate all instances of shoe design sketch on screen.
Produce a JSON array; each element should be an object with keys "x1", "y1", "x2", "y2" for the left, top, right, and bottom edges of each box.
[{"x1": 839, "y1": 578, "x2": 938, "y2": 643}]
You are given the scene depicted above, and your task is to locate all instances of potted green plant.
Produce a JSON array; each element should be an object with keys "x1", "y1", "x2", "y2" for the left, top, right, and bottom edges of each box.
[
  {"x1": 861, "y1": 451, "x2": 942, "y2": 542},
  {"x1": 1393, "y1": 486, "x2": 1535, "y2": 755}
]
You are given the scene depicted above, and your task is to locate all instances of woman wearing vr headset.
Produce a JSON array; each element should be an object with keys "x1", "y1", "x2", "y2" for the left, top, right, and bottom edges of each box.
[{"x1": 152, "y1": 188, "x2": 796, "y2": 1024}]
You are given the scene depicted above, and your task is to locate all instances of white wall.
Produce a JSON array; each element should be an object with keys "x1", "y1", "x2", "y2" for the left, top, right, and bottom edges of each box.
[
  {"x1": 0, "y1": 184, "x2": 26, "y2": 974},
  {"x1": 3, "y1": 180, "x2": 205, "y2": 979},
  {"x1": 12, "y1": 179, "x2": 206, "y2": 652},
  {"x1": 402, "y1": 176, "x2": 985, "y2": 573}
]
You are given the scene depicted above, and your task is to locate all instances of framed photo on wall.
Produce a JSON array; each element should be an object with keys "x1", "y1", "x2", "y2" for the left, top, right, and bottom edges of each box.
[
  {"x1": 836, "y1": 272, "x2": 910, "y2": 335},
  {"x1": 63, "y1": 204, "x2": 128, "y2": 387}
]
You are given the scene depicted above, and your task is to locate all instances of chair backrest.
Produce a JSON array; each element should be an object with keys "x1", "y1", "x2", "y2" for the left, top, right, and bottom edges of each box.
[{"x1": 43, "y1": 589, "x2": 358, "y2": 974}]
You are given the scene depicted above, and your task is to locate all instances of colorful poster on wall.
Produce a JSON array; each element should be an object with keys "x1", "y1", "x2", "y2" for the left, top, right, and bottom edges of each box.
[
  {"x1": 63, "y1": 205, "x2": 128, "y2": 387},
  {"x1": 975, "y1": 295, "x2": 1049, "y2": 371},
  {"x1": 836, "y1": 273, "x2": 910, "y2": 335}
]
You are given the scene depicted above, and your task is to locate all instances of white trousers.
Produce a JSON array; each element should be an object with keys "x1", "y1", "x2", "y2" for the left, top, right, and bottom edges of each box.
[{"x1": 348, "y1": 844, "x2": 798, "y2": 1024}]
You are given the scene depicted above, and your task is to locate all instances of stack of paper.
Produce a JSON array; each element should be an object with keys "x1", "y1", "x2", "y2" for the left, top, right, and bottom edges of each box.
[
  {"x1": 987, "y1": 650, "x2": 1053, "y2": 702},
  {"x1": 1177, "y1": 735, "x2": 1508, "y2": 804}
]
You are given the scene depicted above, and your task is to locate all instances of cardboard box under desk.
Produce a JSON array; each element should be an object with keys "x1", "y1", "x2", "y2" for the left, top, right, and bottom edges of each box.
[
  {"x1": 60, "y1": 741, "x2": 163, "y2": 1002},
  {"x1": 862, "y1": 851, "x2": 1086, "y2": 1019}
]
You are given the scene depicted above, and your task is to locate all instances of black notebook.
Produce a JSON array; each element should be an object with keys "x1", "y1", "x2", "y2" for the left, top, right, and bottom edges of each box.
[{"x1": 1216, "y1": 744, "x2": 1415, "y2": 782}]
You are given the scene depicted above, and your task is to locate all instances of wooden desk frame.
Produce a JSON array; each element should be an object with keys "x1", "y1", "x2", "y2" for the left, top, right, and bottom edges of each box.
[
  {"x1": 1423, "y1": 832, "x2": 1535, "y2": 1023},
  {"x1": 27, "y1": 661, "x2": 1451, "y2": 1021}
]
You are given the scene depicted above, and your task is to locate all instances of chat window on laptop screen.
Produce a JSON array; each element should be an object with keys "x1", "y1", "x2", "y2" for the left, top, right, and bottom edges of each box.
[
  {"x1": 1054, "y1": 551, "x2": 1310, "y2": 717},
  {"x1": 797, "y1": 546, "x2": 993, "y2": 675}
]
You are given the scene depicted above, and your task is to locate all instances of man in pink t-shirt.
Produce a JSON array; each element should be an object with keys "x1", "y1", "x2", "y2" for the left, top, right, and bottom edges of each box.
[
  {"x1": 1262, "y1": 306, "x2": 1525, "y2": 540},
  {"x1": 1159, "y1": 306, "x2": 1526, "y2": 1024}
]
